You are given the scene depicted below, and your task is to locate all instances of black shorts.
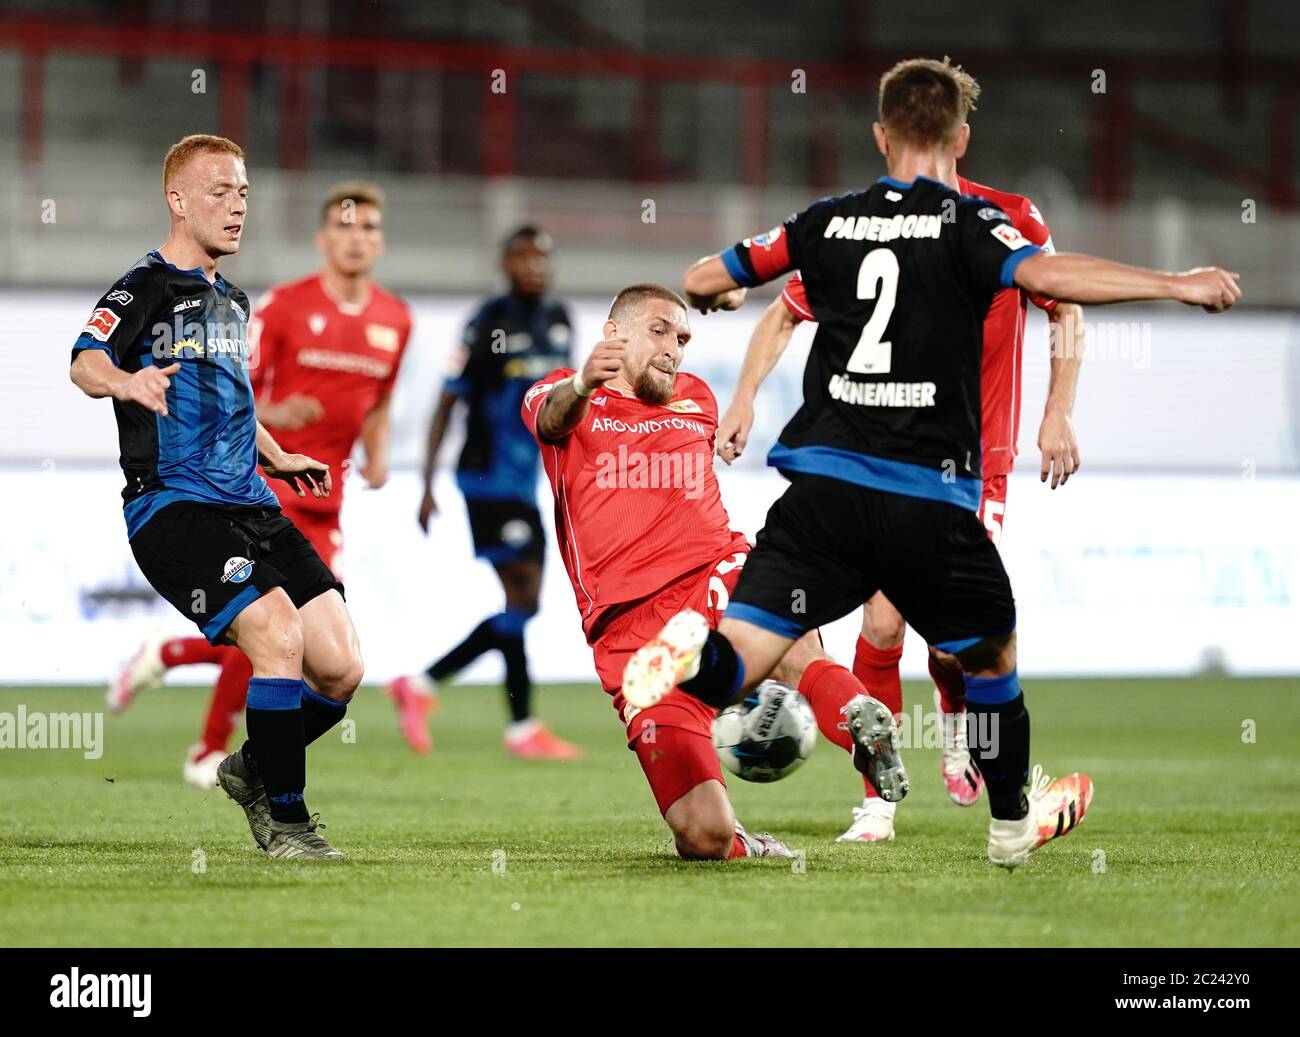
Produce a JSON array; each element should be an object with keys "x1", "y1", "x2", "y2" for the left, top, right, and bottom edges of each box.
[
  {"x1": 465, "y1": 499, "x2": 545, "y2": 565},
  {"x1": 129, "y1": 500, "x2": 344, "y2": 645},
  {"x1": 726, "y1": 474, "x2": 1015, "y2": 652}
]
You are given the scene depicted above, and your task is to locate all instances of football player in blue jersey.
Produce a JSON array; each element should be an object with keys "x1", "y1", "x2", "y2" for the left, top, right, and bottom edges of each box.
[
  {"x1": 388, "y1": 227, "x2": 581, "y2": 759},
  {"x1": 70, "y1": 134, "x2": 361, "y2": 859}
]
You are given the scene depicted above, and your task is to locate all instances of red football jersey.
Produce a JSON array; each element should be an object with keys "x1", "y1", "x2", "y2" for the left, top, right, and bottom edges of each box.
[
  {"x1": 522, "y1": 368, "x2": 750, "y2": 642},
  {"x1": 250, "y1": 274, "x2": 412, "y2": 511},
  {"x1": 781, "y1": 177, "x2": 1055, "y2": 479}
]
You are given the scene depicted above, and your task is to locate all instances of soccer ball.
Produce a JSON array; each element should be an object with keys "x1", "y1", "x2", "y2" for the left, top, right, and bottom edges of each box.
[{"x1": 712, "y1": 680, "x2": 817, "y2": 783}]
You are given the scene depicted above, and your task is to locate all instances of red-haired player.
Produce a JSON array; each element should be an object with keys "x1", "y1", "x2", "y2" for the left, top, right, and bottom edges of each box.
[{"x1": 110, "y1": 181, "x2": 411, "y2": 789}]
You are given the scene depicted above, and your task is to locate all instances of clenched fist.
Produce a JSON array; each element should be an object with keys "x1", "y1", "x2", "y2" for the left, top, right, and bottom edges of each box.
[{"x1": 580, "y1": 337, "x2": 627, "y2": 389}]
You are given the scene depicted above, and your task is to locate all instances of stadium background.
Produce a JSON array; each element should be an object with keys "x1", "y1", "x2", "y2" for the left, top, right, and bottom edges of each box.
[{"x1": 0, "y1": 0, "x2": 1296, "y2": 686}]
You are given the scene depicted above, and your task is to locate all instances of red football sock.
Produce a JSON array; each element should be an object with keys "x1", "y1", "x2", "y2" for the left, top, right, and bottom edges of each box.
[
  {"x1": 198, "y1": 648, "x2": 255, "y2": 757},
  {"x1": 728, "y1": 833, "x2": 748, "y2": 859},
  {"x1": 798, "y1": 658, "x2": 875, "y2": 796},
  {"x1": 929, "y1": 652, "x2": 967, "y2": 714},
  {"x1": 161, "y1": 637, "x2": 226, "y2": 669},
  {"x1": 852, "y1": 635, "x2": 904, "y2": 719}
]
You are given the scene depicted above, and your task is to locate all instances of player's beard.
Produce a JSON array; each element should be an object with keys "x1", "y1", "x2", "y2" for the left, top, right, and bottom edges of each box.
[{"x1": 634, "y1": 363, "x2": 675, "y2": 405}]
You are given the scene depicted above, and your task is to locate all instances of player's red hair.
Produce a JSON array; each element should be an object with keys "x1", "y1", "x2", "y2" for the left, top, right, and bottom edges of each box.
[{"x1": 162, "y1": 134, "x2": 245, "y2": 190}]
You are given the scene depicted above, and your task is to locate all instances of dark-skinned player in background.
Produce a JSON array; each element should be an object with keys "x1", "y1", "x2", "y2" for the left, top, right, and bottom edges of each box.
[
  {"x1": 621, "y1": 58, "x2": 1240, "y2": 868},
  {"x1": 388, "y1": 227, "x2": 581, "y2": 759}
]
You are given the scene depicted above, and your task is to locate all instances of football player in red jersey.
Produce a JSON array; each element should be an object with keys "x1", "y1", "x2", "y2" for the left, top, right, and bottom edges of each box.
[
  {"x1": 110, "y1": 181, "x2": 412, "y2": 788},
  {"x1": 522, "y1": 284, "x2": 897, "y2": 859},
  {"x1": 714, "y1": 186, "x2": 1083, "y2": 842}
]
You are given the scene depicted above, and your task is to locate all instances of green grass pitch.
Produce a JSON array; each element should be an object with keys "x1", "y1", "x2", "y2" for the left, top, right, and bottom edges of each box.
[{"x1": 0, "y1": 679, "x2": 1297, "y2": 947}]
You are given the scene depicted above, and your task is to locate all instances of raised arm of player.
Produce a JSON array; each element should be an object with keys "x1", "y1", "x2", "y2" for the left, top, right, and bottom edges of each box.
[
  {"x1": 536, "y1": 337, "x2": 627, "y2": 442},
  {"x1": 70, "y1": 348, "x2": 181, "y2": 415},
  {"x1": 417, "y1": 387, "x2": 458, "y2": 532},
  {"x1": 682, "y1": 255, "x2": 749, "y2": 313},
  {"x1": 717, "y1": 296, "x2": 801, "y2": 465},
  {"x1": 1014, "y1": 254, "x2": 1241, "y2": 311},
  {"x1": 1038, "y1": 301, "x2": 1084, "y2": 489},
  {"x1": 255, "y1": 420, "x2": 331, "y2": 499}
]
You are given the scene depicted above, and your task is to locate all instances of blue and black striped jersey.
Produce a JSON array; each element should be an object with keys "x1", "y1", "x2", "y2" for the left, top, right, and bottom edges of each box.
[
  {"x1": 71, "y1": 251, "x2": 277, "y2": 536},
  {"x1": 444, "y1": 293, "x2": 572, "y2": 503}
]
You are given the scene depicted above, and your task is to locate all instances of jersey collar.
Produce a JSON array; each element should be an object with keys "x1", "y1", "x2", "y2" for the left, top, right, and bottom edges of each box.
[
  {"x1": 150, "y1": 250, "x2": 226, "y2": 291},
  {"x1": 875, "y1": 174, "x2": 947, "y2": 190}
]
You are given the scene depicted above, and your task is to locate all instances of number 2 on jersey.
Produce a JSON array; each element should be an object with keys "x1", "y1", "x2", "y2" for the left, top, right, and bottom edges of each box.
[{"x1": 846, "y1": 248, "x2": 899, "y2": 375}]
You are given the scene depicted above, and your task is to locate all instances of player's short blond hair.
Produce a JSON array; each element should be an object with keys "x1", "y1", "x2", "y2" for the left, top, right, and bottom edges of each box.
[
  {"x1": 320, "y1": 181, "x2": 386, "y2": 224},
  {"x1": 878, "y1": 57, "x2": 980, "y2": 147},
  {"x1": 162, "y1": 134, "x2": 244, "y2": 190},
  {"x1": 608, "y1": 283, "x2": 688, "y2": 322}
]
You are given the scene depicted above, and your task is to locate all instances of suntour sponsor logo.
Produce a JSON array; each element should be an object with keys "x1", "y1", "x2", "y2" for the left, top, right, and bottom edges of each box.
[{"x1": 151, "y1": 318, "x2": 251, "y2": 363}]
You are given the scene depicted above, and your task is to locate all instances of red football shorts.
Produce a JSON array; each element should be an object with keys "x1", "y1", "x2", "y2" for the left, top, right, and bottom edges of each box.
[{"x1": 594, "y1": 548, "x2": 750, "y2": 815}]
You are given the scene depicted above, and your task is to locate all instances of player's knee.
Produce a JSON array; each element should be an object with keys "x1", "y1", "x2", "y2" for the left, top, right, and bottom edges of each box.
[
  {"x1": 770, "y1": 630, "x2": 828, "y2": 686},
  {"x1": 314, "y1": 650, "x2": 364, "y2": 701},
  {"x1": 239, "y1": 593, "x2": 304, "y2": 670},
  {"x1": 955, "y1": 630, "x2": 1016, "y2": 674},
  {"x1": 672, "y1": 817, "x2": 735, "y2": 860},
  {"x1": 861, "y1": 608, "x2": 905, "y2": 649}
]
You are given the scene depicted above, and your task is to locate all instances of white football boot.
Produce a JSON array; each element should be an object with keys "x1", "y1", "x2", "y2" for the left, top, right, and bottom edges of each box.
[
  {"x1": 621, "y1": 609, "x2": 710, "y2": 710},
  {"x1": 734, "y1": 821, "x2": 794, "y2": 858},
  {"x1": 108, "y1": 628, "x2": 169, "y2": 714},
  {"x1": 937, "y1": 688, "x2": 985, "y2": 806},
  {"x1": 182, "y1": 744, "x2": 225, "y2": 790},
  {"x1": 836, "y1": 798, "x2": 897, "y2": 842},
  {"x1": 987, "y1": 764, "x2": 1094, "y2": 869}
]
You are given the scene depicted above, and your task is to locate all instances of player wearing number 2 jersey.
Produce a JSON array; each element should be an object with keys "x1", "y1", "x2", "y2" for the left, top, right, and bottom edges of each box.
[
  {"x1": 716, "y1": 186, "x2": 1082, "y2": 842},
  {"x1": 623, "y1": 57, "x2": 1240, "y2": 869}
]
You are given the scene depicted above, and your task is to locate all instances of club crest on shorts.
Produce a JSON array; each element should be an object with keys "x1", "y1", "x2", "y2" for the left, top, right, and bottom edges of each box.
[
  {"x1": 501, "y1": 519, "x2": 533, "y2": 547},
  {"x1": 221, "y1": 556, "x2": 254, "y2": 584}
]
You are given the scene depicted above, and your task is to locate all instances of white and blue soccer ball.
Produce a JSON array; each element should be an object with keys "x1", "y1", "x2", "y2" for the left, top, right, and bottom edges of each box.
[{"x1": 712, "y1": 679, "x2": 817, "y2": 783}]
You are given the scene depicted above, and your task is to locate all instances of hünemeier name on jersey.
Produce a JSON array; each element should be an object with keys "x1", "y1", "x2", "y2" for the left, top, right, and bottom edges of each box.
[
  {"x1": 824, "y1": 214, "x2": 943, "y2": 242},
  {"x1": 829, "y1": 374, "x2": 936, "y2": 407}
]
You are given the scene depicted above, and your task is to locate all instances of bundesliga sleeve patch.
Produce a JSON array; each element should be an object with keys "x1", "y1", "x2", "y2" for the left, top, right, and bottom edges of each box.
[
  {"x1": 990, "y1": 223, "x2": 1032, "y2": 251},
  {"x1": 81, "y1": 308, "x2": 121, "y2": 342}
]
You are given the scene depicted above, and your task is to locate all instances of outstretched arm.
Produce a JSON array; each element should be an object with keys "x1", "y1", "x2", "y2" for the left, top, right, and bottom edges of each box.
[
  {"x1": 1014, "y1": 253, "x2": 1241, "y2": 311},
  {"x1": 683, "y1": 255, "x2": 749, "y2": 312},
  {"x1": 717, "y1": 297, "x2": 801, "y2": 465},
  {"x1": 536, "y1": 338, "x2": 627, "y2": 442}
]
